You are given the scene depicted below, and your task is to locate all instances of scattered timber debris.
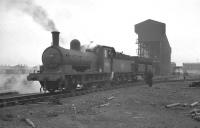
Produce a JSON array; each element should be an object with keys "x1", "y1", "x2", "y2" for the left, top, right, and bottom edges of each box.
[
  {"x1": 107, "y1": 96, "x2": 115, "y2": 100},
  {"x1": 166, "y1": 101, "x2": 200, "y2": 108},
  {"x1": 132, "y1": 116, "x2": 145, "y2": 119},
  {"x1": 190, "y1": 108, "x2": 200, "y2": 121},
  {"x1": 190, "y1": 102, "x2": 199, "y2": 107},
  {"x1": 192, "y1": 115, "x2": 200, "y2": 121},
  {"x1": 165, "y1": 103, "x2": 181, "y2": 108},
  {"x1": 166, "y1": 101, "x2": 200, "y2": 121},
  {"x1": 189, "y1": 81, "x2": 200, "y2": 87},
  {"x1": 190, "y1": 108, "x2": 200, "y2": 114},
  {"x1": 124, "y1": 111, "x2": 132, "y2": 115},
  {"x1": 21, "y1": 118, "x2": 36, "y2": 128},
  {"x1": 100, "y1": 102, "x2": 110, "y2": 107},
  {"x1": 165, "y1": 103, "x2": 188, "y2": 108}
]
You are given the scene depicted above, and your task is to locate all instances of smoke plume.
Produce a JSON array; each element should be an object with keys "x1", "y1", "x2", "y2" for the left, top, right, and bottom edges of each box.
[
  {"x1": 81, "y1": 41, "x2": 97, "y2": 52},
  {"x1": 0, "y1": 74, "x2": 40, "y2": 94},
  {"x1": 1, "y1": 0, "x2": 57, "y2": 31}
]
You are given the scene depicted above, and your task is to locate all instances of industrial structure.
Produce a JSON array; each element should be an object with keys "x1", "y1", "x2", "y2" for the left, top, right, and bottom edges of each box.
[
  {"x1": 135, "y1": 19, "x2": 171, "y2": 75},
  {"x1": 183, "y1": 63, "x2": 200, "y2": 74}
]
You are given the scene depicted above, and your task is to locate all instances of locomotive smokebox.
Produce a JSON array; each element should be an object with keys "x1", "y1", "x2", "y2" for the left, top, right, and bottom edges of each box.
[
  {"x1": 70, "y1": 39, "x2": 81, "y2": 51},
  {"x1": 52, "y1": 31, "x2": 60, "y2": 46}
]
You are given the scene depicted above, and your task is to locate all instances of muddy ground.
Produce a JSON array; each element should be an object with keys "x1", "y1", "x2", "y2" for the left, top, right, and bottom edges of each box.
[{"x1": 0, "y1": 81, "x2": 200, "y2": 128}]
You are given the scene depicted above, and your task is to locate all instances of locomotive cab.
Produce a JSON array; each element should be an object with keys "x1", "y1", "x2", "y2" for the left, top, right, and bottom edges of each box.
[{"x1": 92, "y1": 46, "x2": 116, "y2": 72}]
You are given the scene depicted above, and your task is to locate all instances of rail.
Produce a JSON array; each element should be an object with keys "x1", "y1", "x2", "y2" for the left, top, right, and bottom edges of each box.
[{"x1": 0, "y1": 78, "x2": 197, "y2": 108}]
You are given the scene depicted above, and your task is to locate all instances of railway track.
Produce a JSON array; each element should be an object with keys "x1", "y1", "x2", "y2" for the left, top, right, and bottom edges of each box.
[
  {"x1": 0, "y1": 92, "x2": 53, "y2": 108},
  {"x1": 0, "y1": 81, "x2": 145, "y2": 108},
  {"x1": 0, "y1": 78, "x2": 197, "y2": 108}
]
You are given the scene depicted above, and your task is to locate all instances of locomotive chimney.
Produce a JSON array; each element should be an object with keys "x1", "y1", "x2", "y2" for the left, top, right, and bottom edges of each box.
[{"x1": 51, "y1": 31, "x2": 60, "y2": 46}]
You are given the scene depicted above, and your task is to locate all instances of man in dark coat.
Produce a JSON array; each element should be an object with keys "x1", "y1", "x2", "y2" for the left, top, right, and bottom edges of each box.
[{"x1": 144, "y1": 70, "x2": 153, "y2": 87}]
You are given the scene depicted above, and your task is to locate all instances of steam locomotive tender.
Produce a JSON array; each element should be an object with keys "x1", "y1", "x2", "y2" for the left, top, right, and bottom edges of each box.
[{"x1": 27, "y1": 31, "x2": 153, "y2": 92}]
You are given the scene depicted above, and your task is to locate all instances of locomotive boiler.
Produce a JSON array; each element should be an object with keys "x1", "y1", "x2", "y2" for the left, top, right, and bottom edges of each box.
[
  {"x1": 42, "y1": 32, "x2": 97, "y2": 72},
  {"x1": 27, "y1": 31, "x2": 153, "y2": 92}
]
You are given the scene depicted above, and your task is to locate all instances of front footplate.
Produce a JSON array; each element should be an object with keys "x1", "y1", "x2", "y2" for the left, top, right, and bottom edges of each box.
[{"x1": 27, "y1": 73, "x2": 62, "y2": 81}]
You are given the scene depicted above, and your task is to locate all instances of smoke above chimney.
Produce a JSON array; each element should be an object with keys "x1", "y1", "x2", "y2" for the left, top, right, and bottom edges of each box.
[{"x1": 1, "y1": 0, "x2": 57, "y2": 31}]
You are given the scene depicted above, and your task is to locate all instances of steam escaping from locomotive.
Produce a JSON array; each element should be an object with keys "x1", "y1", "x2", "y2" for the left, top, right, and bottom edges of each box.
[
  {"x1": 0, "y1": 74, "x2": 40, "y2": 94},
  {"x1": 1, "y1": 0, "x2": 57, "y2": 31},
  {"x1": 80, "y1": 41, "x2": 97, "y2": 52}
]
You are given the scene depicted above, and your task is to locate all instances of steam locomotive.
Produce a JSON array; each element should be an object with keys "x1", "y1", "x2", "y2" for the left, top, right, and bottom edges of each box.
[{"x1": 27, "y1": 31, "x2": 153, "y2": 92}]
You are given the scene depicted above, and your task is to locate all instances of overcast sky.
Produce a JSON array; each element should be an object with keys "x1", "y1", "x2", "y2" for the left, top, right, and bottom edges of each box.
[{"x1": 0, "y1": 0, "x2": 200, "y2": 66}]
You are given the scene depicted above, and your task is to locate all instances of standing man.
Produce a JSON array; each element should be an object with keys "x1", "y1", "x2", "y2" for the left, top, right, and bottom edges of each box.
[
  {"x1": 183, "y1": 71, "x2": 188, "y2": 81},
  {"x1": 144, "y1": 70, "x2": 153, "y2": 87}
]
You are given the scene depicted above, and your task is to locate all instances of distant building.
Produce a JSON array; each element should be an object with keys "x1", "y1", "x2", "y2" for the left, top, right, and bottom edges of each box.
[
  {"x1": 135, "y1": 19, "x2": 171, "y2": 75},
  {"x1": 183, "y1": 63, "x2": 200, "y2": 74},
  {"x1": 174, "y1": 66, "x2": 183, "y2": 75},
  {"x1": 171, "y1": 62, "x2": 176, "y2": 74},
  {"x1": 0, "y1": 65, "x2": 31, "y2": 74}
]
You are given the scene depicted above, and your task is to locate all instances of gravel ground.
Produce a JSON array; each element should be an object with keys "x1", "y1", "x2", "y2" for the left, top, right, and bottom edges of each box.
[{"x1": 0, "y1": 81, "x2": 200, "y2": 128}]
